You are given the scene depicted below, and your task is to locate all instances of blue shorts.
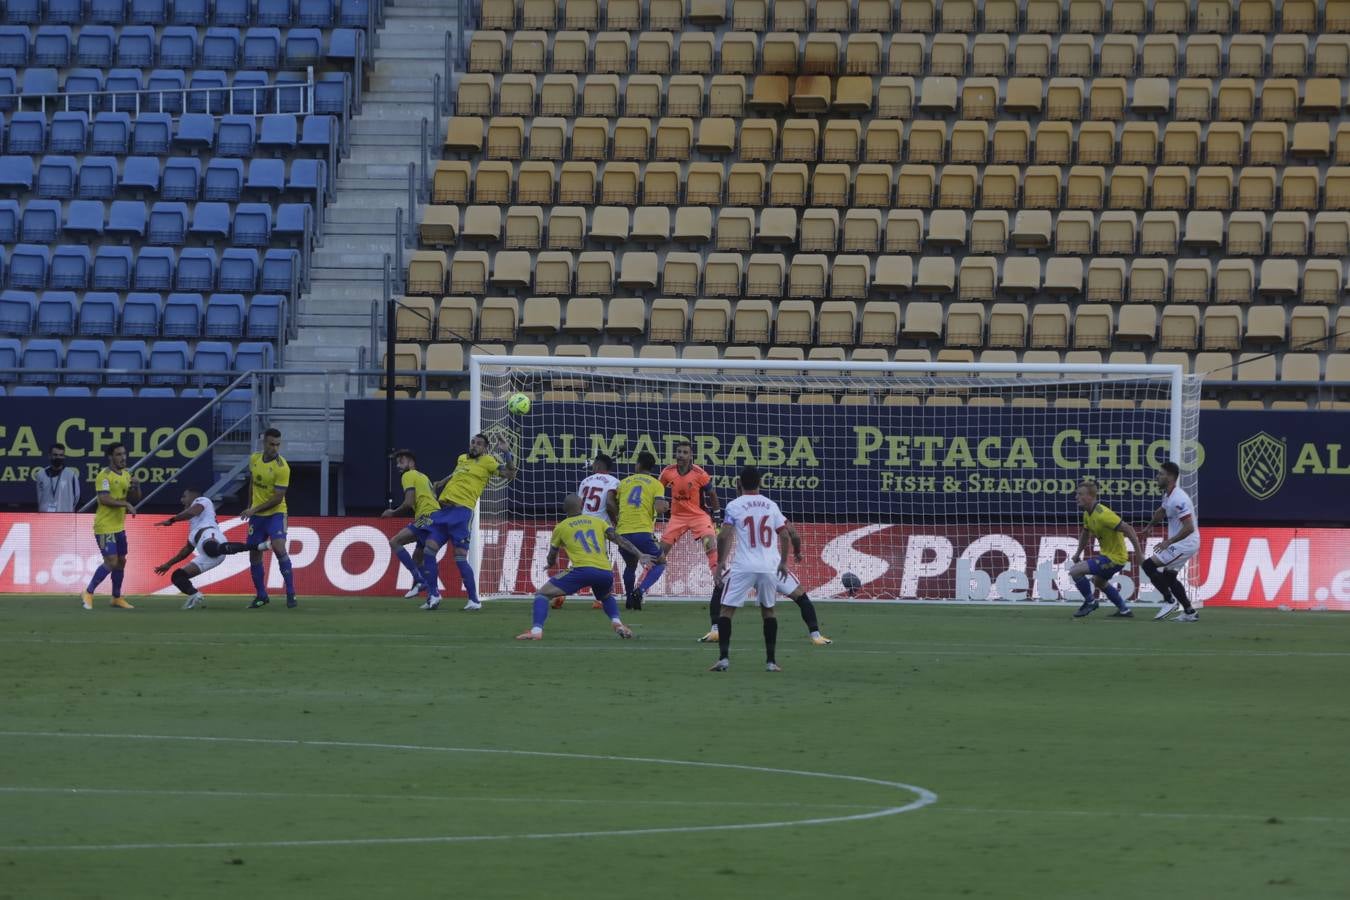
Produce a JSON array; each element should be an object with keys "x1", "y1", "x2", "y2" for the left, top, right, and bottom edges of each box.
[
  {"x1": 1086, "y1": 555, "x2": 1124, "y2": 579},
  {"x1": 549, "y1": 566, "x2": 615, "y2": 601},
  {"x1": 95, "y1": 531, "x2": 127, "y2": 558},
  {"x1": 424, "y1": 504, "x2": 473, "y2": 550},
  {"x1": 618, "y1": 532, "x2": 661, "y2": 559},
  {"x1": 248, "y1": 512, "x2": 287, "y2": 545}
]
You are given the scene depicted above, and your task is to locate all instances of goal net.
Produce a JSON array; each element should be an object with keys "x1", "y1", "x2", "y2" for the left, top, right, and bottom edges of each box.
[{"x1": 470, "y1": 357, "x2": 1202, "y2": 605}]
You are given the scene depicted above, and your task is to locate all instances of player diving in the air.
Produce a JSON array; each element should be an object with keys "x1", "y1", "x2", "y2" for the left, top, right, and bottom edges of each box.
[
  {"x1": 516, "y1": 494, "x2": 651, "y2": 641},
  {"x1": 154, "y1": 487, "x2": 226, "y2": 610},
  {"x1": 381, "y1": 449, "x2": 443, "y2": 608},
  {"x1": 1069, "y1": 480, "x2": 1145, "y2": 619},
  {"x1": 417, "y1": 433, "x2": 517, "y2": 611},
  {"x1": 611, "y1": 451, "x2": 669, "y2": 610}
]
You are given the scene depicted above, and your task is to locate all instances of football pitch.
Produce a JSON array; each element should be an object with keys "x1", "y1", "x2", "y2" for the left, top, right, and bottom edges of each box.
[{"x1": 1, "y1": 597, "x2": 1348, "y2": 900}]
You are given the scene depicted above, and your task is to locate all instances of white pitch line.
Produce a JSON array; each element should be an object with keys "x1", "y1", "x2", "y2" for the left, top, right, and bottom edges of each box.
[
  {"x1": 935, "y1": 805, "x2": 1350, "y2": 825},
  {"x1": 0, "y1": 731, "x2": 937, "y2": 852}
]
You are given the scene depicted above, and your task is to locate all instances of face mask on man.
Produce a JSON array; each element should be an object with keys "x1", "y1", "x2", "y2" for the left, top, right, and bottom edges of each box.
[{"x1": 50, "y1": 457, "x2": 65, "y2": 470}]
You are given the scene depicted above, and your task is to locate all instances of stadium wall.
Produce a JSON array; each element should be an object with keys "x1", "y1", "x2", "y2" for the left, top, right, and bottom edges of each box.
[{"x1": 0, "y1": 514, "x2": 1346, "y2": 610}]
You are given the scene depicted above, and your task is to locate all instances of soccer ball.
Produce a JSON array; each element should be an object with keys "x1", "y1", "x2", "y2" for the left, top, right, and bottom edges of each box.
[
  {"x1": 507, "y1": 393, "x2": 532, "y2": 415},
  {"x1": 841, "y1": 572, "x2": 862, "y2": 596}
]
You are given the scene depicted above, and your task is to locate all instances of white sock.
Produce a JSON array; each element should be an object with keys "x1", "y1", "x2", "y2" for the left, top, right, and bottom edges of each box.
[
  {"x1": 531, "y1": 626, "x2": 543, "y2": 635},
  {"x1": 810, "y1": 630, "x2": 821, "y2": 638}
]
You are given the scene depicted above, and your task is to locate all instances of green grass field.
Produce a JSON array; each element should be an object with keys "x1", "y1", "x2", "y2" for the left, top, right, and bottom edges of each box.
[{"x1": 1, "y1": 595, "x2": 1348, "y2": 900}]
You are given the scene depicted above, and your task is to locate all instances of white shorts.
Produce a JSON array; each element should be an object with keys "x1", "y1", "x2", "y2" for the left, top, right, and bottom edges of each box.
[
  {"x1": 721, "y1": 570, "x2": 779, "y2": 609},
  {"x1": 191, "y1": 526, "x2": 225, "y2": 573},
  {"x1": 722, "y1": 567, "x2": 799, "y2": 598},
  {"x1": 1152, "y1": 539, "x2": 1199, "y2": 571}
]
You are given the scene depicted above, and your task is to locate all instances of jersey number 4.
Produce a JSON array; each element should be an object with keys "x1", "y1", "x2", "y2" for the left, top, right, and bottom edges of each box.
[
  {"x1": 626, "y1": 485, "x2": 645, "y2": 507},
  {"x1": 581, "y1": 485, "x2": 608, "y2": 513},
  {"x1": 742, "y1": 516, "x2": 774, "y2": 548}
]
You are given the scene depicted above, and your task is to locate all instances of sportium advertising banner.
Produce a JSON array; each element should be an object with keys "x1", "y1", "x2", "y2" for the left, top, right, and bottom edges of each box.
[
  {"x1": 343, "y1": 400, "x2": 1350, "y2": 525},
  {"x1": 0, "y1": 515, "x2": 1346, "y2": 609},
  {"x1": 0, "y1": 398, "x2": 214, "y2": 506}
]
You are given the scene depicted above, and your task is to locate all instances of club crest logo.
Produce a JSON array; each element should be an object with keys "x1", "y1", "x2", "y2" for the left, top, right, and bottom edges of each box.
[{"x1": 1237, "y1": 432, "x2": 1286, "y2": 501}]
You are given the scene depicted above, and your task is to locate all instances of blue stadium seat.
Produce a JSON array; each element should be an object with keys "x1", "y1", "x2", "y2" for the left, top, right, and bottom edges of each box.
[
  {"x1": 0, "y1": 337, "x2": 17, "y2": 382},
  {"x1": 233, "y1": 341, "x2": 275, "y2": 373},
  {"x1": 260, "y1": 113, "x2": 299, "y2": 152},
  {"x1": 286, "y1": 28, "x2": 325, "y2": 67},
  {"x1": 90, "y1": 0, "x2": 128, "y2": 25},
  {"x1": 8, "y1": 245, "x2": 49, "y2": 290},
  {"x1": 133, "y1": 246, "x2": 174, "y2": 290},
  {"x1": 20, "y1": 199, "x2": 61, "y2": 243},
  {"x1": 203, "y1": 158, "x2": 244, "y2": 201},
  {"x1": 162, "y1": 293, "x2": 204, "y2": 337},
  {"x1": 49, "y1": 111, "x2": 89, "y2": 153},
  {"x1": 232, "y1": 203, "x2": 273, "y2": 247},
  {"x1": 7, "y1": 112, "x2": 45, "y2": 154},
  {"x1": 160, "y1": 157, "x2": 201, "y2": 200},
  {"x1": 146, "y1": 68, "x2": 187, "y2": 114},
  {"x1": 0, "y1": 200, "x2": 17, "y2": 242},
  {"x1": 214, "y1": 0, "x2": 252, "y2": 26},
  {"x1": 21, "y1": 68, "x2": 59, "y2": 97},
  {"x1": 288, "y1": 158, "x2": 326, "y2": 198},
  {"x1": 106, "y1": 200, "x2": 147, "y2": 240},
  {"x1": 148, "y1": 201, "x2": 189, "y2": 245},
  {"x1": 300, "y1": 114, "x2": 335, "y2": 152},
  {"x1": 0, "y1": 27, "x2": 30, "y2": 67},
  {"x1": 0, "y1": 69, "x2": 16, "y2": 110},
  {"x1": 91, "y1": 112, "x2": 130, "y2": 154},
  {"x1": 132, "y1": 113, "x2": 172, "y2": 155},
  {"x1": 21, "y1": 338, "x2": 63, "y2": 384},
  {"x1": 106, "y1": 339, "x2": 149, "y2": 385},
  {"x1": 75, "y1": 26, "x2": 116, "y2": 67},
  {"x1": 245, "y1": 294, "x2": 284, "y2": 339},
  {"x1": 105, "y1": 69, "x2": 144, "y2": 114},
  {"x1": 50, "y1": 245, "x2": 92, "y2": 290},
  {"x1": 190, "y1": 202, "x2": 231, "y2": 241},
  {"x1": 37, "y1": 156, "x2": 77, "y2": 199},
  {"x1": 159, "y1": 27, "x2": 197, "y2": 67},
  {"x1": 36, "y1": 291, "x2": 77, "y2": 336},
  {"x1": 176, "y1": 247, "x2": 217, "y2": 291},
  {"x1": 261, "y1": 248, "x2": 298, "y2": 294},
  {"x1": 139, "y1": 386, "x2": 177, "y2": 397},
  {"x1": 92, "y1": 246, "x2": 133, "y2": 290},
  {"x1": 0, "y1": 248, "x2": 6, "y2": 286},
  {"x1": 3, "y1": 0, "x2": 41, "y2": 24},
  {"x1": 96, "y1": 386, "x2": 135, "y2": 397},
  {"x1": 205, "y1": 292, "x2": 246, "y2": 337},
  {"x1": 149, "y1": 340, "x2": 191, "y2": 385},
  {"x1": 215, "y1": 387, "x2": 248, "y2": 424},
  {"x1": 219, "y1": 248, "x2": 259, "y2": 291},
  {"x1": 192, "y1": 340, "x2": 234, "y2": 385},
  {"x1": 275, "y1": 203, "x2": 309, "y2": 245},
  {"x1": 313, "y1": 73, "x2": 348, "y2": 115},
  {"x1": 65, "y1": 200, "x2": 106, "y2": 238},
  {"x1": 130, "y1": 0, "x2": 168, "y2": 24},
  {"x1": 66, "y1": 338, "x2": 109, "y2": 381},
  {"x1": 230, "y1": 70, "x2": 271, "y2": 114},
  {"x1": 117, "y1": 26, "x2": 156, "y2": 68},
  {"x1": 120, "y1": 156, "x2": 161, "y2": 195},
  {"x1": 33, "y1": 25, "x2": 73, "y2": 67},
  {"x1": 242, "y1": 27, "x2": 281, "y2": 69},
  {"x1": 77, "y1": 292, "x2": 120, "y2": 334},
  {"x1": 257, "y1": 0, "x2": 293, "y2": 26},
  {"x1": 10, "y1": 385, "x2": 51, "y2": 396},
  {"x1": 121, "y1": 292, "x2": 162, "y2": 336},
  {"x1": 299, "y1": 0, "x2": 334, "y2": 26},
  {"x1": 76, "y1": 156, "x2": 117, "y2": 199},
  {"x1": 217, "y1": 115, "x2": 256, "y2": 157},
  {"x1": 54, "y1": 385, "x2": 94, "y2": 397},
  {"x1": 187, "y1": 70, "x2": 227, "y2": 115},
  {"x1": 339, "y1": 0, "x2": 368, "y2": 26},
  {"x1": 202, "y1": 27, "x2": 240, "y2": 69},
  {"x1": 328, "y1": 29, "x2": 363, "y2": 66},
  {"x1": 179, "y1": 386, "x2": 217, "y2": 401},
  {"x1": 274, "y1": 71, "x2": 307, "y2": 114},
  {"x1": 0, "y1": 289, "x2": 36, "y2": 335},
  {"x1": 172, "y1": 0, "x2": 210, "y2": 25},
  {"x1": 62, "y1": 69, "x2": 105, "y2": 114},
  {"x1": 174, "y1": 114, "x2": 215, "y2": 150},
  {"x1": 246, "y1": 158, "x2": 285, "y2": 196}
]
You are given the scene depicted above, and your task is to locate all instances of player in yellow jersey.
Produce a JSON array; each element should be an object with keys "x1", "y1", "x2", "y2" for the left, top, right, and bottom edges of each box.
[
  {"x1": 516, "y1": 493, "x2": 651, "y2": 641},
  {"x1": 236, "y1": 428, "x2": 296, "y2": 609},
  {"x1": 608, "y1": 451, "x2": 668, "y2": 610},
  {"x1": 1070, "y1": 480, "x2": 1145, "y2": 619},
  {"x1": 419, "y1": 432, "x2": 517, "y2": 611},
  {"x1": 381, "y1": 449, "x2": 444, "y2": 609},
  {"x1": 82, "y1": 442, "x2": 139, "y2": 610}
]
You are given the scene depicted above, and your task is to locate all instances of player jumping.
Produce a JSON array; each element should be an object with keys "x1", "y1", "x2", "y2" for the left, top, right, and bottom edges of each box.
[
  {"x1": 382, "y1": 449, "x2": 443, "y2": 609},
  {"x1": 708, "y1": 466, "x2": 790, "y2": 673},
  {"x1": 154, "y1": 487, "x2": 225, "y2": 610},
  {"x1": 516, "y1": 494, "x2": 650, "y2": 641},
  {"x1": 1069, "y1": 480, "x2": 1145, "y2": 619},
  {"x1": 419, "y1": 433, "x2": 516, "y2": 611},
  {"x1": 701, "y1": 518, "x2": 831, "y2": 645},
  {"x1": 82, "y1": 442, "x2": 139, "y2": 610},
  {"x1": 1140, "y1": 461, "x2": 1201, "y2": 622},
  {"x1": 566, "y1": 453, "x2": 621, "y2": 609},
  {"x1": 611, "y1": 451, "x2": 668, "y2": 610}
]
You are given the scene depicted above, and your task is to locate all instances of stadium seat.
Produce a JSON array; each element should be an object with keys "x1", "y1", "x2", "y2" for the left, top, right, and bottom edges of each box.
[
  {"x1": 0, "y1": 290, "x2": 36, "y2": 335},
  {"x1": 50, "y1": 245, "x2": 92, "y2": 290},
  {"x1": 246, "y1": 158, "x2": 286, "y2": 195},
  {"x1": 217, "y1": 116, "x2": 256, "y2": 157},
  {"x1": 261, "y1": 114, "x2": 300, "y2": 151},
  {"x1": 148, "y1": 340, "x2": 191, "y2": 385},
  {"x1": 234, "y1": 341, "x2": 276, "y2": 373},
  {"x1": 231, "y1": 71, "x2": 272, "y2": 115},
  {"x1": 257, "y1": 0, "x2": 293, "y2": 25},
  {"x1": 260, "y1": 249, "x2": 298, "y2": 294},
  {"x1": 161, "y1": 157, "x2": 202, "y2": 201},
  {"x1": 20, "y1": 200, "x2": 61, "y2": 244},
  {"x1": 159, "y1": 27, "x2": 198, "y2": 66},
  {"x1": 205, "y1": 293, "x2": 247, "y2": 337},
  {"x1": 204, "y1": 158, "x2": 245, "y2": 201},
  {"x1": 215, "y1": 0, "x2": 250, "y2": 26},
  {"x1": 0, "y1": 28, "x2": 31, "y2": 68},
  {"x1": 120, "y1": 156, "x2": 161, "y2": 195},
  {"x1": 92, "y1": 247, "x2": 133, "y2": 291},
  {"x1": 64, "y1": 340, "x2": 108, "y2": 385},
  {"x1": 21, "y1": 338, "x2": 63, "y2": 384},
  {"x1": 274, "y1": 203, "x2": 309, "y2": 244},
  {"x1": 163, "y1": 293, "x2": 205, "y2": 337},
  {"x1": 35, "y1": 291, "x2": 77, "y2": 336},
  {"x1": 90, "y1": 112, "x2": 131, "y2": 154},
  {"x1": 105, "y1": 200, "x2": 147, "y2": 241},
  {"x1": 285, "y1": 28, "x2": 325, "y2": 67},
  {"x1": 121, "y1": 293, "x2": 163, "y2": 336},
  {"x1": 219, "y1": 248, "x2": 259, "y2": 292},
  {"x1": 0, "y1": 201, "x2": 15, "y2": 244},
  {"x1": 191, "y1": 341, "x2": 234, "y2": 385},
  {"x1": 8, "y1": 244, "x2": 49, "y2": 290},
  {"x1": 117, "y1": 26, "x2": 156, "y2": 67},
  {"x1": 232, "y1": 203, "x2": 273, "y2": 246},
  {"x1": 0, "y1": 337, "x2": 17, "y2": 383},
  {"x1": 175, "y1": 114, "x2": 215, "y2": 151},
  {"x1": 73, "y1": 156, "x2": 115, "y2": 200},
  {"x1": 133, "y1": 247, "x2": 175, "y2": 291},
  {"x1": 8, "y1": 112, "x2": 46, "y2": 154},
  {"x1": 0, "y1": 156, "x2": 35, "y2": 192},
  {"x1": 202, "y1": 27, "x2": 241, "y2": 68},
  {"x1": 77, "y1": 293, "x2": 120, "y2": 336},
  {"x1": 148, "y1": 201, "x2": 190, "y2": 245},
  {"x1": 176, "y1": 248, "x2": 217, "y2": 292},
  {"x1": 190, "y1": 202, "x2": 232, "y2": 242},
  {"x1": 187, "y1": 70, "x2": 228, "y2": 115}
]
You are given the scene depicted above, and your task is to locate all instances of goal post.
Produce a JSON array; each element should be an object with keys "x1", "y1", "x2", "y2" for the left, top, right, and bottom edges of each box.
[{"x1": 469, "y1": 356, "x2": 1202, "y2": 605}]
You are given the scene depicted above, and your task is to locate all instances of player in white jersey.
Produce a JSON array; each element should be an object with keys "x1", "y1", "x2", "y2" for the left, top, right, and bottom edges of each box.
[
  {"x1": 154, "y1": 487, "x2": 226, "y2": 609},
  {"x1": 708, "y1": 466, "x2": 790, "y2": 673},
  {"x1": 563, "y1": 453, "x2": 622, "y2": 610},
  {"x1": 1140, "y1": 460, "x2": 1201, "y2": 622}
]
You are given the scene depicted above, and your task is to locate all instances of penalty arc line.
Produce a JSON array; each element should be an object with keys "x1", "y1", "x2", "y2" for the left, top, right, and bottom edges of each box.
[{"x1": 0, "y1": 731, "x2": 938, "y2": 852}]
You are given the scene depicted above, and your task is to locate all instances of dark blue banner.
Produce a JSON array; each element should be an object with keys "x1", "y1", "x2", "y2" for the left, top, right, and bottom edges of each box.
[
  {"x1": 0, "y1": 398, "x2": 214, "y2": 507},
  {"x1": 343, "y1": 400, "x2": 1349, "y2": 525}
]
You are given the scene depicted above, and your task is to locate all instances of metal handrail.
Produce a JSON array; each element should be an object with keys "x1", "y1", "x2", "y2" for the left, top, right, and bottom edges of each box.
[{"x1": 0, "y1": 80, "x2": 315, "y2": 117}]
